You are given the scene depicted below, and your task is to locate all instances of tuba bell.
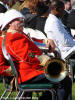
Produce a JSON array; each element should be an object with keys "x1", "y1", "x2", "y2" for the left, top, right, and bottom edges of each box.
[
  {"x1": 37, "y1": 53, "x2": 67, "y2": 83},
  {"x1": 44, "y1": 57, "x2": 67, "y2": 83}
]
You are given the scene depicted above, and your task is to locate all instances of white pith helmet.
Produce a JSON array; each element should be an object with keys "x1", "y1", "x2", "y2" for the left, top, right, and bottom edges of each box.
[{"x1": 1, "y1": 9, "x2": 25, "y2": 30}]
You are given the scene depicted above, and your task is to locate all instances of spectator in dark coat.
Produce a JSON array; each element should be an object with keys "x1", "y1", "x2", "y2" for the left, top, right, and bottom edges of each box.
[
  {"x1": 20, "y1": 0, "x2": 50, "y2": 36},
  {"x1": 67, "y1": 0, "x2": 75, "y2": 29},
  {"x1": 68, "y1": 9, "x2": 75, "y2": 29}
]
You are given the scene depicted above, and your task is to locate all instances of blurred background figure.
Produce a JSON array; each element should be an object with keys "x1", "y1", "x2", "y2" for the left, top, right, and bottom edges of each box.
[
  {"x1": 20, "y1": 0, "x2": 50, "y2": 37},
  {"x1": 61, "y1": 0, "x2": 72, "y2": 36},
  {"x1": 64, "y1": 0, "x2": 71, "y2": 13}
]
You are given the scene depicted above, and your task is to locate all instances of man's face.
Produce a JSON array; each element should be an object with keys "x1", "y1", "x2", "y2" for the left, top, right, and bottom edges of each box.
[
  {"x1": 9, "y1": 18, "x2": 24, "y2": 32},
  {"x1": 65, "y1": 2, "x2": 71, "y2": 11}
]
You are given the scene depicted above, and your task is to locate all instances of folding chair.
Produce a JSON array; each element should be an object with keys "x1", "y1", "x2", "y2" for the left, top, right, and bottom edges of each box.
[{"x1": 1, "y1": 36, "x2": 56, "y2": 100}]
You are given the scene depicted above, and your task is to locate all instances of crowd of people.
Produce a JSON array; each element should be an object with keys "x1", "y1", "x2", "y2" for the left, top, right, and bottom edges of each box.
[{"x1": 0, "y1": 0, "x2": 75, "y2": 100}]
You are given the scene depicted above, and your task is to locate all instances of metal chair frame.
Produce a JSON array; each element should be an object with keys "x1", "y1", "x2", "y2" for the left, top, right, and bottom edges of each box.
[{"x1": 66, "y1": 59, "x2": 75, "y2": 82}]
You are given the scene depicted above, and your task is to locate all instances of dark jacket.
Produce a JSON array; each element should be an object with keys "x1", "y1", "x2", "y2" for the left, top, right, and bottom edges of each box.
[{"x1": 67, "y1": 9, "x2": 75, "y2": 29}]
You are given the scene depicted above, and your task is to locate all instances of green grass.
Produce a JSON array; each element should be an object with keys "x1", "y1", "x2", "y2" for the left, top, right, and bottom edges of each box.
[
  {"x1": 0, "y1": 82, "x2": 75, "y2": 100},
  {"x1": 72, "y1": 83, "x2": 75, "y2": 100},
  {"x1": 0, "y1": 83, "x2": 18, "y2": 100},
  {"x1": 0, "y1": 82, "x2": 38, "y2": 100},
  {"x1": 0, "y1": 83, "x2": 5, "y2": 97}
]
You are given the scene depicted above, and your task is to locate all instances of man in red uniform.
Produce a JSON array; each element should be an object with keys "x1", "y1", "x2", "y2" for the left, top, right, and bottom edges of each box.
[
  {"x1": 1, "y1": 9, "x2": 56, "y2": 84},
  {"x1": 0, "y1": 9, "x2": 56, "y2": 100},
  {"x1": 1, "y1": 9, "x2": 72, "y2": 100}
]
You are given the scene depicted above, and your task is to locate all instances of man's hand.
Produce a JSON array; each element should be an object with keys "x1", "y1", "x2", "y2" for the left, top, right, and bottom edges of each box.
[{"x1": 46, "y1": 39, "x2": 56, "y2": 52}]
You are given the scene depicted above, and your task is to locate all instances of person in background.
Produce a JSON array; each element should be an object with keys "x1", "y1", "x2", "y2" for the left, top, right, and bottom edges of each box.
[
  {"x1": 44, "y1": 0, "x2": 75, "y2": 59},
  {"x1": 60, "y1": 0, "x2": 71, "y2": 36},
  {"x1": 44, "y1": 0, "x2": 72, "y2": 99},
  {"x1": 67, "y1": 0, "x2": 75, "y2": 30},
  {"x1": 61, "y1": 9, "x2": 71, "y2": 34},
  {"x1": 64, "y1": 0, "x2": 71, "y2": 13},
  {"x1": 23, "y1": 0, "x2": 50, "y2": 36}
]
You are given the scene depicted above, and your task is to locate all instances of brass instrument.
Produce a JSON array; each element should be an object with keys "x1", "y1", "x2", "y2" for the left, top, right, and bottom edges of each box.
[
  {"x1": 44, "y1": 57, "x2": 67, "y2": 83},
  {"x1": 34, "y1": 41, "x2": 68, "y2": 83},
  {"x1": 37, "y1": 53, "x2": 67, "y2": 83}
]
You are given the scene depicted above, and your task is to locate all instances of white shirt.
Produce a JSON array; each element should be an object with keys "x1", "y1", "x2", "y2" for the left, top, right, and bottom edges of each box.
[{"x1": 44, "y1": 14, "x2": 75, "y2": 59}]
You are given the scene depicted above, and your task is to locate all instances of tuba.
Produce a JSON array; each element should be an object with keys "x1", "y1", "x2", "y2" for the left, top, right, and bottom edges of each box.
[{"x1": 34, "y1": 41, "x2": 68, "y2": 83}]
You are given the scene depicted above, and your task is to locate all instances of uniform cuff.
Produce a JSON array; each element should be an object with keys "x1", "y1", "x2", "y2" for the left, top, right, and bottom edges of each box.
[{"x1": 43, "y1": 38, "x2": 48, "y2": 44}]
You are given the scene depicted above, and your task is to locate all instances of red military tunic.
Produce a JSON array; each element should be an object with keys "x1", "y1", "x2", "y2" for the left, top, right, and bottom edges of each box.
[
  {"x1": 0, "y1": 36, "x2": 10, "y2": 76},
  {"x1": 5, "y1": 32, "x2": 44, "y2": 83}
]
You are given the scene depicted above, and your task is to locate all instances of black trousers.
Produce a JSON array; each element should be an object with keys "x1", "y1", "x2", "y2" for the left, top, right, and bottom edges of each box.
[
  {"x1": 21, "y1": 74, "x2": 72, "y2": 100},
  {"x1": 56, "y1": 76, "x2": 72, "y2": 100}
]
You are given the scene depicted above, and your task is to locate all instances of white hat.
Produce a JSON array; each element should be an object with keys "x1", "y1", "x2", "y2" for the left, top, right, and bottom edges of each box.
[
  {"x1": 0, "y1": 13, "x2": 4, "y2": 27},
  {"x1": 1, "y1": 9, "x2": 25, "y2": 30}
]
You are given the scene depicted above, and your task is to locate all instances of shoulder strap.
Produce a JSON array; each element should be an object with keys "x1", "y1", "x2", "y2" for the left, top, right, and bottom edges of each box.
[{"x1": 2, "y1": 36, "x2": 9, "y2": 60}]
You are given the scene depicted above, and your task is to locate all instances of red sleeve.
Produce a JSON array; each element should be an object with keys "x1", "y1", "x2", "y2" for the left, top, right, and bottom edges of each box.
[
  {"x1": 0, "y1": 56, "x2": 10, "y2": 76},
  {"x1": 0, "y1": 37, "x2": 10, "y2": 76}
]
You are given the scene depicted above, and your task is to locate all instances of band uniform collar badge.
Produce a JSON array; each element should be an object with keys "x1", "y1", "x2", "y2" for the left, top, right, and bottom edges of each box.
[{"x1": 29, "y1": 52, "x2": 35, "y2": 58}]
